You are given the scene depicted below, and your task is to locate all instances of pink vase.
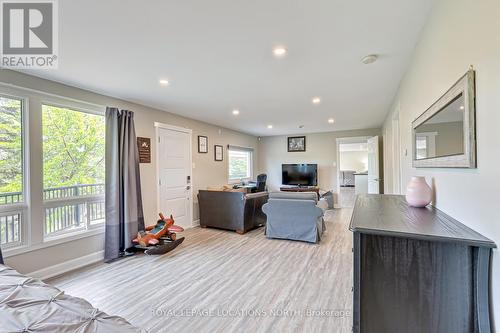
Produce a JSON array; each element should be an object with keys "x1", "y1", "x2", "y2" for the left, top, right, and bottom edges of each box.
[{"x1": 405, "y1": 176, "x2": 432, "y2": 208}]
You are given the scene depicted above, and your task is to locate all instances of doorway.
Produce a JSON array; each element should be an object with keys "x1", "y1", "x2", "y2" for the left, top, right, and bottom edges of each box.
[
  {"x1": 155, "y1": 123, "x2": 193, "y2": 229},
  {"x1": 336, "y1": 136, "x2": 381, "y2": 207}
]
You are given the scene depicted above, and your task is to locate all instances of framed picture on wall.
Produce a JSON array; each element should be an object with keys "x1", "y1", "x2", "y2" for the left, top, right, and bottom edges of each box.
[
  {"x1": 214, "y1": 145, "x2": 223, "y2": 161},
  {"x1": 288, "y1": 136, "x2": 306, "y2": 152},
  {"x1": 198, "y1": 135, "x2": 208, "y2": 153}
]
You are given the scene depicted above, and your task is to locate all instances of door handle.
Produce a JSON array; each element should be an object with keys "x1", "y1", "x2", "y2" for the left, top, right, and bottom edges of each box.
[{"x1": 186, "y1": 185, "x2": 191, "y2": 190}]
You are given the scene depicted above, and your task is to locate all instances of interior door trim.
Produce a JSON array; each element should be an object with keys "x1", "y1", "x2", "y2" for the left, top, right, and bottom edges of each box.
[
  {"x1": 154, "y1": 122, "x2": 193, "y2": 227},
  {"x1": 335, "y1": 136, "x2": 372, "y2": 196}
]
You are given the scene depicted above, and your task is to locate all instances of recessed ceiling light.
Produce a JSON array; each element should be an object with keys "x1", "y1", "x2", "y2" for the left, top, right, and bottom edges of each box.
[
  {"x1": 328, "y1": 118, "x2": 335, "y2": 124},
  {"x1": 232, "y1": 109, "x2": 240, "y2": 115},
  {"x1": 361, "y1": 54, "x2": 378, "y2": 65},
  {"x1": 267, "y1": 124, "x2": 273, "y2": 129},
  {"x1": 459, "y1": 105, "x2": 465, "y2": 110},
  {"x1": 273, "y1": 47, "x2": 287, "y2": 57},
  {"x1": 312, "y1": 97, "x2": 321, "y2": 105},
  {"x1": 159, "y1": 79, "x2": 169, "y2": 85}
]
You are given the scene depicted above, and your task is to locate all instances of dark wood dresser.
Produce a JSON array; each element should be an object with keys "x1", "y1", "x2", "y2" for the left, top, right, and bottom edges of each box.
[{"x1": 349, "y1": 194, "x2": 496, "y2": 333}]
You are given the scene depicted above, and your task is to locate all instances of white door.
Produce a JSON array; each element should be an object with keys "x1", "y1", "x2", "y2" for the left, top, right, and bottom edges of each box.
[
  {"x1": 157, "y1": 126, "x2": 192, "y2": 229},
  {"x1": 367, "y1": 136, "x2": 381, "y2": 194}
]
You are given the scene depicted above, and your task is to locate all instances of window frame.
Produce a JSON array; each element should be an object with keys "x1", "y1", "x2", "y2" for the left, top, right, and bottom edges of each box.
[
  {"x1": 0, "y1": 84, "x2": 106, "y2": 258},
  {"x1": 41, "y1": 102, "x2": 106, "y2": 240},
  {"x1": 227, "y1": 146, "x2": 254, "y2": 183},
  {"x1": 0, "y1": 93, "x2": 29, "y2": 250},
  {"x1": 415, "y1": 131, "x2": 437, "y2": 161}
]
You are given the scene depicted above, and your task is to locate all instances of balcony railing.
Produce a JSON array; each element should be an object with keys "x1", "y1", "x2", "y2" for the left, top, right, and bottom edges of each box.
[
  {"x1": 0, "y1": 213, "x2": 21, "y2": 246},
  {"x1": 0, "y1": 184, "x2": 105, "y2": 244},
  {"x1": 0, "y1": 192, "x2": 24, "y2": 246},
  {"x1": 0, "y1": 191, "x2": 22, "y2": 205},
  {"x1": 43, "y1": 183, "x2": 105, "y2": 200},
  {"x1": 43, "y1": 183, "x2": 105, "y2": 236}
]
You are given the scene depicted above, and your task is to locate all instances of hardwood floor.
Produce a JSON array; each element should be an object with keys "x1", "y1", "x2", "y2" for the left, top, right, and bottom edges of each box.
[
  {"x1": 49, "y1": 208, "x2": 354, "y2": 333},
  {"x1": 339, "y1": 187, "x2": 356, "y2": 208}
]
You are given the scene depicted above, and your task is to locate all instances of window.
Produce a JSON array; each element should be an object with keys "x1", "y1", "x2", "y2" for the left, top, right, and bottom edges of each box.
[
  {"x1": 0, "y1": 95, "x2": 26, "y2": 248},
  {"x1": 0, "y1": 87, "x2": 106, "y2": 254},
  {"x1": 228, "y1": 146, "x2": 253, "y2": 181},
  {"x1": 415, "y1": 132, "x2": 437, "y2": 160},
  {"x1": 42, "y1": 104, "x2": 105, "y2": 238},
  {"x1": 415, "y1": 136, "x2": 428, "y2": 159}
]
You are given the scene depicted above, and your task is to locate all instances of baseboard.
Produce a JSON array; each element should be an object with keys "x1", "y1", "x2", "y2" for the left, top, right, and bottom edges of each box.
[
  {"x1": 26, "y1": 220, "x2": 202, "y2": 280},
  {"x1": 28, "y1": 250, "x2": 104, "y2": 280}
]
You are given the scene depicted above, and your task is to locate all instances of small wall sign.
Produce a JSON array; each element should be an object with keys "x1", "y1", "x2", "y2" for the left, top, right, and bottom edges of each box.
[{"x1": 137, "y1": 137, "x2": 151, "y2": 163}]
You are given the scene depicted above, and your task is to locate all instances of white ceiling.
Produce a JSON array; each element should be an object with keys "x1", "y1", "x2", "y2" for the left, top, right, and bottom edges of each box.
[{"x1": 23, "y1": 0, "x2": 434, "y2": 136}]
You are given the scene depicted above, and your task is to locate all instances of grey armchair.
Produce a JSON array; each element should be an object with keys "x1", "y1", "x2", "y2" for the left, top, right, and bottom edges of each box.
[{"x1": 262, "y1": 192, "x2": 325, "y2": 243}]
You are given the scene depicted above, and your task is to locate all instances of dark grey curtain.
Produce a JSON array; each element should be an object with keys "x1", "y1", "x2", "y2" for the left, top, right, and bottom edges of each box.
[{"x1": 105, "y1": 107, "x2": 144, "y2": 261}]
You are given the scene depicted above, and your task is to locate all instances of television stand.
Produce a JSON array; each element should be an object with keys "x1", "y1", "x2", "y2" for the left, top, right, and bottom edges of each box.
[{"x1": 280, "y1": 185, "x2": 320, "y2": 198}]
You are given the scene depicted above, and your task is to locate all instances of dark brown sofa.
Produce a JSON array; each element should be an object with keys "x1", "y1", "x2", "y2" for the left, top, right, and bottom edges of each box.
[{"x1": 198, "y1": 190, "x2": 268, "y2": 234}]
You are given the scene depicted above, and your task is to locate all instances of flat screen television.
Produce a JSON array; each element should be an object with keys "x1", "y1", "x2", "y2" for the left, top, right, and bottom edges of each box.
[{"x1": 282, "y1": 164, "x2": 318, "y2": 186}]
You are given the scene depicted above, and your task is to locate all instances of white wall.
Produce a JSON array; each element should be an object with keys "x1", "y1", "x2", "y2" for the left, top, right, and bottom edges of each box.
[
  {"x1": 383, "y1": 0, "x2": 500, "y2": 326},
  {"x1": 258, "y1": 129, "x2": 380, "y2": 192},
  {"x1": 339, "y1": 151, "x2": 368, "y2": 173},
  {"x1": 1, "y1": 69, "x2": 258, "y2": 274}
]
